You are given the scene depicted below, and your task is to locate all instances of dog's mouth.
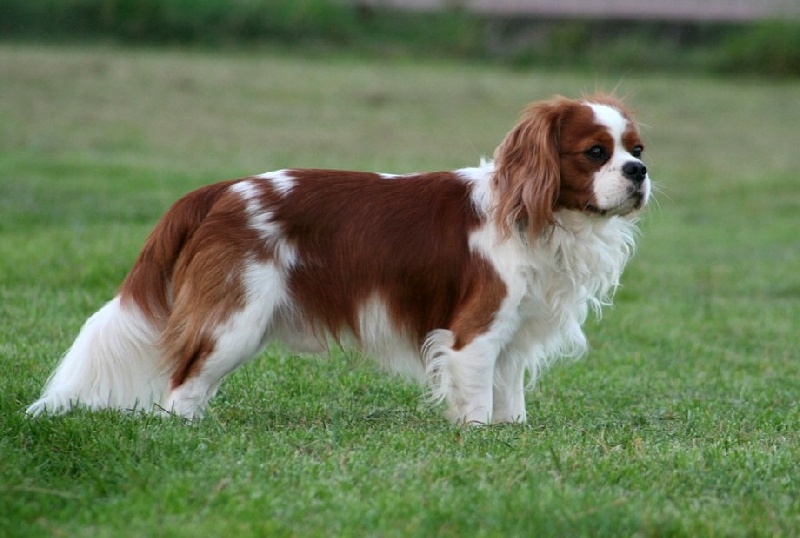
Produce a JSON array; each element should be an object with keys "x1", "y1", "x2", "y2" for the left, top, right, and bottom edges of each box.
[
  {"x1": 585, "y1": 192, "x2": 645, "y2": 217},
  {"x1": 585, "y1": 204, "x2": 608, "y2": 216}
]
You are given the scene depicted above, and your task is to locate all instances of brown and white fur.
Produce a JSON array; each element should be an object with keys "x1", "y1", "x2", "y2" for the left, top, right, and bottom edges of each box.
[{"x1": 27, "y1": 94, "x2": 650, "y2": 424}]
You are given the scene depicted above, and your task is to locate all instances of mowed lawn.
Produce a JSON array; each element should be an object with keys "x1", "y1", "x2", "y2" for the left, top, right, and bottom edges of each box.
[{"x1": 1, "y1": 45, "x2": 799, "y2": 536}]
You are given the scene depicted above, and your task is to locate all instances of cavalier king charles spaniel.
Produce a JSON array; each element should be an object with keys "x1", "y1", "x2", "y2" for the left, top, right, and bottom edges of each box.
[{"x1": 28, "y1": 94, "x2": 650, "y2": 424}]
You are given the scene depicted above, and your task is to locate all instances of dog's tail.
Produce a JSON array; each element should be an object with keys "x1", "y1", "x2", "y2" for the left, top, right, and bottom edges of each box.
[
  {"x1": 26, "y1": 182, "x2": 235, "y2": 416},
  {"x1": 25, "y1": 296, "x2": 168, "y2": 415}
]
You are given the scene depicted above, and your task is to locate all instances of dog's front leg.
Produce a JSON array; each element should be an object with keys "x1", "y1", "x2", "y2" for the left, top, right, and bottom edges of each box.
[
  {"x1": 424, "y1": 331, "x2": 499, "y2": 425},
  {"x1": 491, "y1": 353, "x2": 527, "y2": 424}
]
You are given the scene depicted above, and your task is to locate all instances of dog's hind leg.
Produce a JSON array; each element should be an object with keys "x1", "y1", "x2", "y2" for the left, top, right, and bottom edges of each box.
[{"x1": 162, "y1": 261, "x2": 287, "y2": 419}]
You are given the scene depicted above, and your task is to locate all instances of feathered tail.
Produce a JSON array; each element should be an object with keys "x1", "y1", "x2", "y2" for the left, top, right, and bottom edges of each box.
[
  {"x1": 26, "y1": 296, "x2": 166, "y2": 415},
  {"x1": 26, "y1": 181, "x2": 235, "y2": 416}
]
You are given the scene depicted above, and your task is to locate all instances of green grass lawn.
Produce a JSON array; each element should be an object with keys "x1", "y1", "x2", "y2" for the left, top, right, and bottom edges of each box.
[{"x1": 2, "y1": 44, "x2": 799, "y2": 537}]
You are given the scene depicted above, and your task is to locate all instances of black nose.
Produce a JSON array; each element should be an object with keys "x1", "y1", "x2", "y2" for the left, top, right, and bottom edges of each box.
[{"x1": 622, "y1": 161, "x2": 647, "y2": 183}]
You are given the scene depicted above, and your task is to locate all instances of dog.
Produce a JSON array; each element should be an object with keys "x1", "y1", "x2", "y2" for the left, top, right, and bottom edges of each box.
[{"x1": 27, "y1": 94, "x2": 650, "y2": 424}]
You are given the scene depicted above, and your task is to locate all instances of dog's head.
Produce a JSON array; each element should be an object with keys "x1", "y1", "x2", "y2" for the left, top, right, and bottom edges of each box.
[{"x1": 492, "y1": 94, "x2": 650, "y2": 241}]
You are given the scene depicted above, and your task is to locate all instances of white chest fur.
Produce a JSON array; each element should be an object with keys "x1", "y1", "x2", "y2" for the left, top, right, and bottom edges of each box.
[{"x1": 487, "y1": 211, "x2": 638, "y2": 379}]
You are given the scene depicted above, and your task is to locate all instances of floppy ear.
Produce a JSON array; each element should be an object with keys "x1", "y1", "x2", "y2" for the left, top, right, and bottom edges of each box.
[{"x1": 492, "y1": 99, "x2": 565, "y2": 243}]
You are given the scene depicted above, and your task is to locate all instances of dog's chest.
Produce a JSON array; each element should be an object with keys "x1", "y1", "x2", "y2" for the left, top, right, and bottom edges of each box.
[{"x1": 510, "y1": 225, "x2": 628, "y2": 334}]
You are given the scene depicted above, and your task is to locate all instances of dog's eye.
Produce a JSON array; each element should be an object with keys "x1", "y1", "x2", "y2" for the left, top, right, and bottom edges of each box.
[
  {"x1": 585, "y1": 145, "x2": 607, "y2": 161},
  {"x1": 631, "y1": 145, "x2": 644, "y2": 158}
]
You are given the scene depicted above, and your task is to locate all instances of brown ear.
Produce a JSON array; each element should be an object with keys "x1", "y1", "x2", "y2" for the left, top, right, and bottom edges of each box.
[{"x1": 492, "y1": 98, "x2": 566, "y2": 243}]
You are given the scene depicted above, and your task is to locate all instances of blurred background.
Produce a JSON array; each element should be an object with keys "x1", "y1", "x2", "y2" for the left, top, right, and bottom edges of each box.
[{"x1": 2, "y1": 0, "x2": 800, "y2": 76}]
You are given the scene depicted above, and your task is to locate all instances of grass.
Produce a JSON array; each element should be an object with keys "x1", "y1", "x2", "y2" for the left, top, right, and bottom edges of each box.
[{"x1": 1, "y1": 44, "x2": 800, "y2": 536}]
